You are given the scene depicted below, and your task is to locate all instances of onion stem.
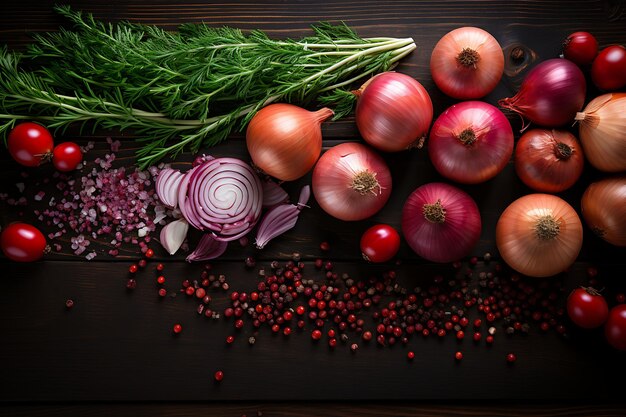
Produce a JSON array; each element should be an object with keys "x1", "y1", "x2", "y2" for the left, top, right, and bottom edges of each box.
[
  {"x1": 422, "y1": 200, "x2": 446, "y2": 224},
  {"x1": 535, "y1": 215, "x2": 561, "y2": 240},
  {"x1": 457, "y1": 48, "x2": 480, "y2": 68},
  {"x1": 351, "y1": 170, "x2": 380, "y2": 195}
]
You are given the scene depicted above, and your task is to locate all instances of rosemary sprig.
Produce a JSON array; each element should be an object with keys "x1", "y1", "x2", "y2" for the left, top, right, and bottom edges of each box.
[{"x1": 0, "y1": 6, "x2": 415, "y2": 169}]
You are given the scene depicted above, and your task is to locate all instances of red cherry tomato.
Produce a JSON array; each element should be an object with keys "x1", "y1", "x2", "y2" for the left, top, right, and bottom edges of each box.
[
  {"x1": 566, "y1": 287, "x2": 609, "y2": 329},
  {"x1": 605, "y1": 304, "x2": 626, "y2": 351},
  {"x1": 360, "y1": 224, "x2": 400, "y2": 263},
  {"x1": 591, "y1": 45, "x2": 626, "y2": 90},
  {"x1": 562, "y1": 32, "x2": 598, "y2": 65},
  {"x1": 0, "y1": 223, "x2": 48, "y2": 262},
  {"x1": 52, "y1": 142, "x2": 83, "y2": 172},
  {"x1": 7, "y1": 122, "x2": 54, "y2": 167}
]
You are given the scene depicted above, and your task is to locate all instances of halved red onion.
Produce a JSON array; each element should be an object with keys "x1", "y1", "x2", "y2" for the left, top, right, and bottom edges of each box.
[
  {"x1": 178, "y1": 158, "x2": 263, "y2": 242},
  {"x1": 186, "y1": 233, "x2": 228, "y2": 262},
  {"x1": 255, "y1": 185, "x2": 311, "y2": 249},
  {"x1": 155, "y1": 168, "x2": 185, "y2": 209}
]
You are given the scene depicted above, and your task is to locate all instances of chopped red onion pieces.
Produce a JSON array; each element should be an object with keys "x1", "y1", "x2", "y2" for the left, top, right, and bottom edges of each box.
[
  {"x1": 255, "y1": 185, "x2": 310, "y2": 250},
  {"x1": 186, "y1": 233, "x2": 228, "y2": 262},
  {"x1": 160, "y1": 219, "x2": 189, "y2": 255}
]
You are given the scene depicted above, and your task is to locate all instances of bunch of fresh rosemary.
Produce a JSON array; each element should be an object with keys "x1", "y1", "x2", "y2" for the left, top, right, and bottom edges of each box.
[{"x1": 0, "y1": 6, "x2": 415, "y2": 168}]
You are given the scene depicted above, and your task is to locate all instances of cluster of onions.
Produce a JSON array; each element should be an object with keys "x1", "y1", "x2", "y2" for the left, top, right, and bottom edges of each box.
[
  {"x1": 156, "y1": 156, "x2": 309, "y2": 260},
  {"x1": 430, "y1": 27, "x2": 505, "y2": 99},
  {"x1": 514, "y1": 129, "x2": 584, "y2": 193},
  {"x1": 402, "y1": 183, "x2": 481, "y2": 263},
  {"x1": 499, "y1": 58, "x2": 586, "y2": 128},
  {"x1": 581, "y1": 176, "x2": 626, "y2": 247},
  {"x1": 575, "y1": 93, "x2": 626, "y2": 172},
  {"x1": 312, "y1": 142, "x2": 392, "y2": 221},
  {"x1": 428, "y1": 101, "x2": 513, "y2": 184},
  {"x1": 246, "y1": 103, "x2": 334, "y2": 181},
  {"x1": 496, "y1": 194, "x2": 583, "y2": 277},
  {"x1": 355, "y1": 72, "x2": 433, "y2": 152}
]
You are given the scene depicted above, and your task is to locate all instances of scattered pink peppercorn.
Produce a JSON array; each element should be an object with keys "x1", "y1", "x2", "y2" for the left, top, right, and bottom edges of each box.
[
  {"x1": 214, "y1": 370, "x2": 224, "y2": 382},
  {"x1": 126, "y1": 279, "x2": 137, "y2": 290},
  {"x1": 486, "y1": 335, "x2": 494, "y2": 344},
  {"x1": 156, "y1": 263, "x2": 164, "y2": 272},
  {"x1": 173, "y1": 324, "x2": 183, "y2": 334},
  {"x1": 311, "y1": 330, "x2": 322, "y2": 340},
  {"x1": 128, "y1": 264, "x2": 138, "y2": 274},
  {"x1": 455, "y1": 351, "x2": 463, "y2": 361},
  {"x1": 320, "y1": 241, "x2": 330, "y2": 251},
  {"x1": 226, "y1": 335, "x2": 234, "y2": 344},
  {"x1": 158, "y1": 288, "x2": 167, "y2": 297},
  {"x1": 407, "y1": 351, "x2": 415, "y2": 360},
  {"x1": 65, "y1": 299, "x2": 74, "y2": 309},
  {"x1": 473, "y1": 332, "x2": 481, "y2": 342},
  {"x1": 506, "y1": 353, "x2": 516, "y2": 363},
  {"x1": 145, "y1": 248, "x2": 154, "y2": 258},
  {"x1": 138, "y1": 259, "x2": 147, "y2": 268},
  {"x1": 157, "y1": 276, "x2": 165, "y2": 284}
]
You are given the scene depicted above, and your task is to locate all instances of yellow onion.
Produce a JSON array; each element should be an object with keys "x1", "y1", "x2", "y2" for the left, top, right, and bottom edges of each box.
[
  {"x1": 581, "y1": 176, "x2": 626, "y2": 247},
  {"x1": 246, "y1": 104, "x2": 333, "y2": 181},
  {"x1": 575, "y1": 93, "x2": 626, "y2": 172},
  {"x1": 496, "y1": 194, "x2": 583, "y2": 278}
]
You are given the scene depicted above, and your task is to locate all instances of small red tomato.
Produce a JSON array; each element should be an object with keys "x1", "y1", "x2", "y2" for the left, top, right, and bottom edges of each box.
[
  {"x1": 7, "y1": 122, "x2": 54, "y2": 167},
  {"x1": 562, "y1": 31, "x2": 598, "y2": 65},
  {"x1": 591, "y1": 45, "x2": 626, "y2": 90},
  {"x1": 606, "y1": 305, "x2": 626, "y2": 350},
  {"x1": 566, "y1": 287, "x2": 609, "y2": 329},
  {"x1": 0, "y1": 223, "x2": 48, "y2": 262},
  {"x1": 52, "y1": 142, "x2": 83, "y2": 172},
  {"x1": 360, "y1": 224, "x2": 400, "y2": 263}
]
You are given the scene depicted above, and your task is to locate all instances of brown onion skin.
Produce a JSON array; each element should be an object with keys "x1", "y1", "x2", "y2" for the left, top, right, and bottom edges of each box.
[
  {"x1": 581, "y1": 176, "x2": 626, "y2": 247},
  {"x1": 514, "y1": 129, "x2": 584, "y2": 193},
  {"x1": 246, "y1": 104, "x2": 333, "y2": 181},
  {"x1": 575, "y1": 93, "x2": 626, "y2": 173},
  {"x1": 496, "y1": 194, "x2": 583, "y2": 278},
  {"x1": 355, "y1": 72, "x2": 433, "y2": 152}
]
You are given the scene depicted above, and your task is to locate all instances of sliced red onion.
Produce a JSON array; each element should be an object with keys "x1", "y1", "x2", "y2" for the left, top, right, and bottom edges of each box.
[
  {"x1": 262, "y1": 180, "x2": 289, "y2": 208},
  {"x1": 156, "y1": 168, "x2": 185, "y2": 209},
  {"x1": 186, "y1": 233, "x2": 228, "y2": 262},
  {"x1": 255, "y1": 185, "x2": 310, "y2": 249},
  {"x1": 160, "y1": 219, "x2": 189, "y2": 255},
  {"x1": 178, "y1": 158, "x2": 263, "y2": 242}
]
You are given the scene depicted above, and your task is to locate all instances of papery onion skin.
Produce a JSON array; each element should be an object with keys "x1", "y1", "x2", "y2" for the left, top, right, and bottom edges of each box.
[
  {"x1": 581, "y1": 176, "x2": 626, "y2": 247},
  {"x1": 499, "y1": 58, "x2": 586, "y2": 127},
  {"x1": 312, "y1": 142, "x2": 392, "y2": 221},
  {"x1": 178, "y1": 157, "x2": 263, "y2": 242},
  {"x1": 430, "y1": 27, "x2": 504, "y2": 99},
  {"x1": 246, "y1": 103, "x2": 333, "y2": 181},
  {"x1": 401, "y1": 182, "x2": 481, "y2": 263},
  {"x1": 496, "y1": 194, "x2": 583, "y2": 278},
  {"x1": 575, "y1": 93, "x2": 626, "y2": 172},
  {"x1": 428, "y1": 101, "x2": 513, "y2": 184},
  {"x1": 355, "y1": 72, "x2": 433, "y2": 152},
  {"x1": 514, "y1": 129, "x2": 584, "y2": 193}
]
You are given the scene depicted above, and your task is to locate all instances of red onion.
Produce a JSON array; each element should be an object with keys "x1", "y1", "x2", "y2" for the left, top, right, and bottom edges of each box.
[
  {"x1": 178, "y1": 158, "x2": 263, "y2": 241},
  {"x1": 160, "y1": 219, "x2": 189, "y2": 255},
  {"x1": 428, "y1": 101, "x2": 513, "y2": 184},
  {"x1": 312, "y1": 142, "x2": 392, "y2": 221},
  {"x1": 262, "y1": 180, "x2": 289, "y2": 208},
  {"x1": 355, "y1": 72, "x2": 433, "y2": 152},
  {"x1": 186, "y1": 233, "x2": 228, "y2": 261},
  {"x1": 255, "y1": 186, "x2": 310, "y2": 249},
  {"x1": 499, "y1": 58, "x2": 586, "y2": 128},
  {"x1": 402, "y1": 182, "x2": 481, "y2": 263},
  {"x1": 156, "y1": 168, "x2": 184, "y2": 209}
]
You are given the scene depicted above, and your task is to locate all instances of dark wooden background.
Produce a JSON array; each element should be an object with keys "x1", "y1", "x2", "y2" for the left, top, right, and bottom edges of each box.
[{"x1": 1, "y1": 0, "x2": 626, "y2": 416}]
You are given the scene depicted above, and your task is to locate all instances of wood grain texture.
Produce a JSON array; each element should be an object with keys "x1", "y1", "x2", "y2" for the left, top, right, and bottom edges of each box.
[{"x1": 1, "y1": 0, "x2": 626, "y2": 415}]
